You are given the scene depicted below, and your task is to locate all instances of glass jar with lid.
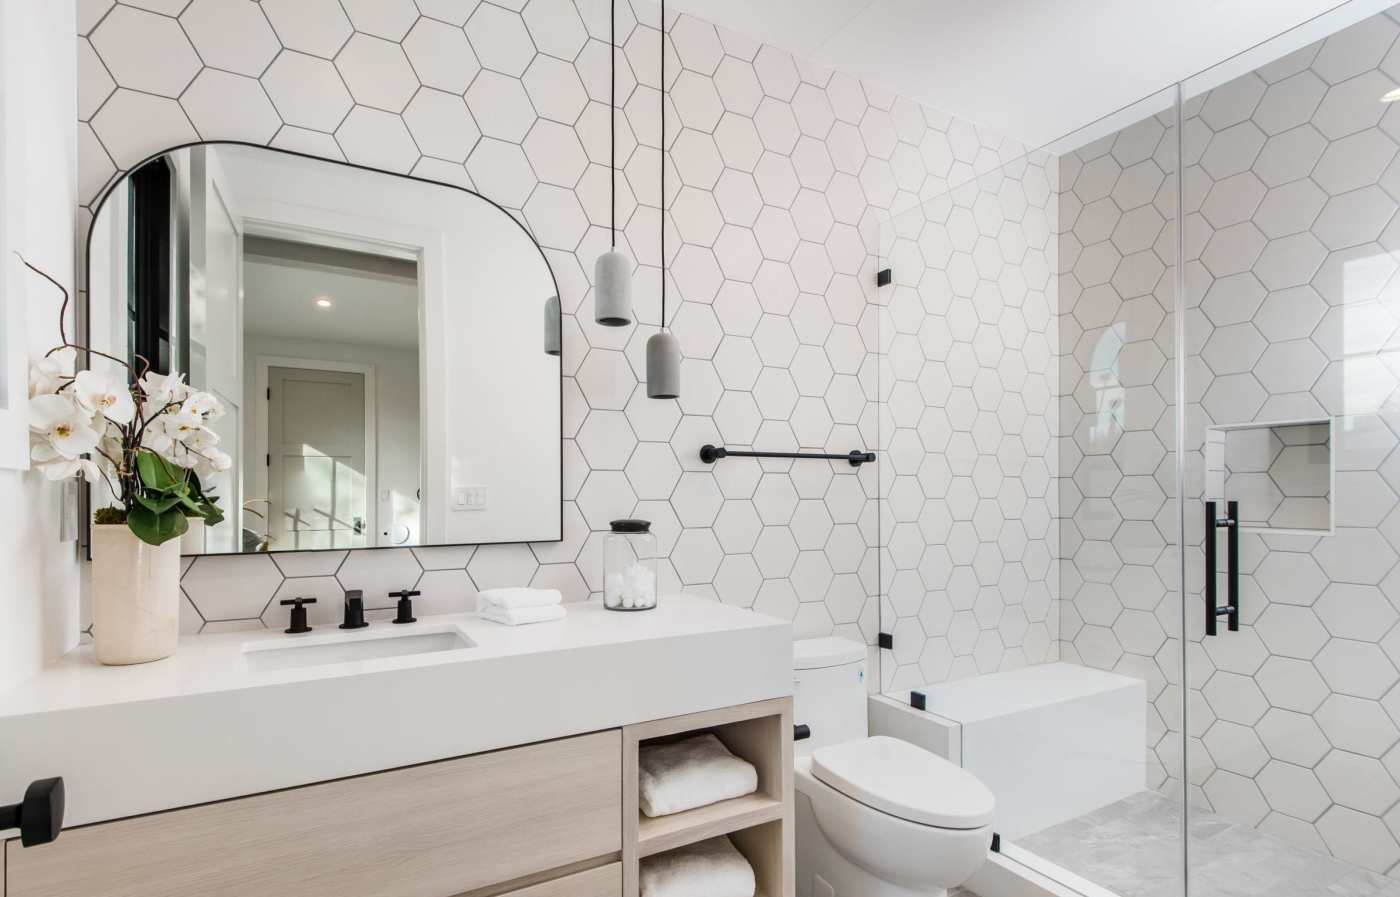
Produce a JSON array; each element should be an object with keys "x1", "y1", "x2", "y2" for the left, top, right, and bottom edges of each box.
[{"x1": 603, "y1": 519, "x2": 658, "y2": 611}]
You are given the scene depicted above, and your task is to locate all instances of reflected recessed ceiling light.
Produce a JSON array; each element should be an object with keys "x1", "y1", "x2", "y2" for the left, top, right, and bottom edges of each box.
[
  {"x1": 1383, "y1": 87, "x2": 1400, "y2": 103},
  {"x1": 315, "y1": 297, "x2": 333, "y2": 308}
]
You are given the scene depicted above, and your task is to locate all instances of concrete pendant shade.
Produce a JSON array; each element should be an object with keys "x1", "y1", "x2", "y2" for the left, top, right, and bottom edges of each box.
[
  {"x1": 646, "y1": 330, "x2": 680, "y2": 399},
  {"x1": 593, "y1": 250, "x2": 631, "y2": 326},
  {"x1": 543, "y1": 294, "x2": 561, "y2": 356}
]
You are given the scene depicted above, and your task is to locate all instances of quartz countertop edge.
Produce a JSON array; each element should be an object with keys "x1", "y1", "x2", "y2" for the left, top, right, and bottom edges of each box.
[{"x1": 0, "y1": 595, "x2": 794, "y2": 828}]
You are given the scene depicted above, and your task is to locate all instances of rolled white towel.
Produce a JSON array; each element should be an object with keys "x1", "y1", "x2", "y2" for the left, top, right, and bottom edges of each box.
[
  {"x1": 478, "y1": 587, "x2": 562, "y2": 612},
  {"x1": 640, "y1": 836, "x2": 754, "y2": 897},
  {"x1": 639, "y1": 733, "x2": 758, "y2": 818},
  {"x1": 481, "y1": 604, "x2": 567, "y2": 626}
]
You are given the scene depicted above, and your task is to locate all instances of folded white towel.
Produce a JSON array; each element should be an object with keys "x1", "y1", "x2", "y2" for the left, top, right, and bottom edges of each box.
[
  {"x1": 639, "y1": 733, "x2": 758, "y2": 818},
  {"x1": 478, "y1": 587, "x2": 562, "y2": 612},
  {"x1": 481, "y1": 604, "x2": 567, "y2": 626},
  {"x1": 640, "y1": 836, "x2": 755, "y2": 897}
]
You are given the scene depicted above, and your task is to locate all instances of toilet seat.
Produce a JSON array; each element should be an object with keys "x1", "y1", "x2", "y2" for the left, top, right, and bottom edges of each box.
[{"x1": 810, "y1": 735, "x2": 995, "y2": 830}]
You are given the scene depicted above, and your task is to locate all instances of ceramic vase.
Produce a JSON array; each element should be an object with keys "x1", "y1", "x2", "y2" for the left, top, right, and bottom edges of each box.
[
  {"x1": 179, "y1": 516, "x2": 206, "y2": 555},
  {"x1": 91, "y1": 524, "x2": 181, "y2": 665}
]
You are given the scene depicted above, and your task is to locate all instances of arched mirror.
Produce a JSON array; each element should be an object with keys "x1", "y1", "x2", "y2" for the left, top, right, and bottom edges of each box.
[{"x1": 84, "y1": 142, "x2": 562, "y2": 555}]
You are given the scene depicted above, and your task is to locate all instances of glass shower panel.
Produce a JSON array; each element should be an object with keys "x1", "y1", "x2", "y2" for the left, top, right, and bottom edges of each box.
[
  {"x1": 876, "y1": 105, "x2": 1184, "y2": 897},
  {"x1": 876, "y1": 149, "x2": 1063, "y2": 694},
  {"x1": 1181, "y1": 6, "x2": 1400, "y2": 895}
]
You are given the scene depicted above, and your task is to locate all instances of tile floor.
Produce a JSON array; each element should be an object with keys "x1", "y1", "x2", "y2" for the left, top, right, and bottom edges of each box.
[{"x1": 1019, "y1": 791, "x2": 1400, "y2": 897}]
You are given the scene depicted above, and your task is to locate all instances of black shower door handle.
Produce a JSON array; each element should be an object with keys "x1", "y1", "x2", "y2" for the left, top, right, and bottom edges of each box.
[{"x1": 1205, "y1": 500, "x2": 1239, "y2": 636}]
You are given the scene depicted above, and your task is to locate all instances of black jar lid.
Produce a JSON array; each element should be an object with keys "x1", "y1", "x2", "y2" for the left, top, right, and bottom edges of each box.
[{"x1": 610, "y1": 519, "x2": 652, "y2": 533}]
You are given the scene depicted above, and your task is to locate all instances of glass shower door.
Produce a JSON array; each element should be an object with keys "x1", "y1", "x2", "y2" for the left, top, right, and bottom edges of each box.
[
  {"x1": 1180, "y1": 6, "x2": 1400, "y2": 894},
  {"x1": 873, "y1": 91, "x2": 1187, "y2": 897}
]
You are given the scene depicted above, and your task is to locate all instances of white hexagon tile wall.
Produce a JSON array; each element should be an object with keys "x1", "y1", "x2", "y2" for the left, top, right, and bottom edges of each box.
[
  {"x1": 75, "y1": 0, "x2": 1036, "y2": 640},
  {"x1": 1059, "y1": 7, "x2": 1400, "y2": 874}
]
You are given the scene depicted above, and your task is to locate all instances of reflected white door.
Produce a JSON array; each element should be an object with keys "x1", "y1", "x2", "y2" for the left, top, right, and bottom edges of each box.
[
  {"x1": 267, "y1": 366, "x2": 369, "y2": 550},
  {"x1": 198, "y1": 174, "x2": 241, "y2": 552}
]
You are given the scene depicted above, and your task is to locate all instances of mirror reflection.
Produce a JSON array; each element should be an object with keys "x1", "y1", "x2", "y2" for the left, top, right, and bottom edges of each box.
[{"x1": 86, "y1": 143, "x2": 561, "y2": 555}]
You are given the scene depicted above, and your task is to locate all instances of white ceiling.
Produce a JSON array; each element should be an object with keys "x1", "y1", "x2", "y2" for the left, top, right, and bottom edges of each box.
[
  {"x1": 672, "y1": 0, "x2": 1391, "y2": 148},
  {"x1": 243, "y1": 253, "x2": 419, "y2": 351}
]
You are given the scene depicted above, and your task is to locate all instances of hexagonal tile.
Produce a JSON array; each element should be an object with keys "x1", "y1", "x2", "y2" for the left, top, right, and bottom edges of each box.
[
  {"x1": 181, "y1": 70, "x2": 280, "y2": 143},
  {"x1": 183, "y1": 554, "x2": 286, "y2": 620},
  {"x1": 466, "y1": 4, "x2": 536, "y2": 78},
  {"x1": 91, "y1": 5, "x2": 200, "y2": 98},
  {"x1": 180, "y1": 0, "x2": 279, "y2": 76},
  {"x1": 263, "y1": 52, "x2": 354, "y2": 133},
  {"x1": 404, "y1": 89, "x2": 481, "y2": 163},
  {"x1": 262, "y1": 0, "x2": 352, "y2": 58},
  {"x1": 337, "y1": 548, "x2": 424, "y2": 603},
  {"x1": 404, "y1": 17, "x2": 480, "y2": 94},
  {"x1": 336, "y1": 106, "x2": 419, "y2": 172}
]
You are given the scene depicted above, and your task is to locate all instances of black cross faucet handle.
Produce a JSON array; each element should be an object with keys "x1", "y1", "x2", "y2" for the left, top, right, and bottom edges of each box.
[{"x1": 390, "y1": 589, "x2": 421, "y2": 624}]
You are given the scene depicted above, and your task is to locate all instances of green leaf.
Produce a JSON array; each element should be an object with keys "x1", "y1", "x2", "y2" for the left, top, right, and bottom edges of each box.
[
  {"x1": 136, "y1": 451, "x2": 183, "y2": 492},
  {"x1": 134, "y1": 493, "x2": 184, "y2": 515},
  {"x1": 127, "y1": 504, "x2": 189, "y2": 546},
  {"x1": 198, "y1": 500, "x2": 225, "y2": 527}
]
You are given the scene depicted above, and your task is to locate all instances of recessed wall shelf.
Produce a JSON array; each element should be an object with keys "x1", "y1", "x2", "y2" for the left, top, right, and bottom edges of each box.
[{"x1": 1205, "y1": 417, "x2": 1334, "y2": 536}]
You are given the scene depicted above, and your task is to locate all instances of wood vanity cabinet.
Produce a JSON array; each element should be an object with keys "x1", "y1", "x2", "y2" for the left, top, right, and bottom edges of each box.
[
  {"x1": 3, "y1": 731, "x2": 622, "y2": 897},
  {"x1": 3, "y1": 697, "x2": 793, "y2": 897}
]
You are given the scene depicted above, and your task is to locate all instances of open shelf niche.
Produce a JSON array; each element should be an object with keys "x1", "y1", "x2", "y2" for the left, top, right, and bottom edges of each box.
[{"x1": 622, "y1": 696, "x2": 794, "y2": 897}]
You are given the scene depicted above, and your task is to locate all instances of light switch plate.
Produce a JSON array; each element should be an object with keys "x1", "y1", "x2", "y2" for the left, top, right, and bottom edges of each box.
[{"x1": 453, "y1": 485, "x2": 488, "y2": 511}]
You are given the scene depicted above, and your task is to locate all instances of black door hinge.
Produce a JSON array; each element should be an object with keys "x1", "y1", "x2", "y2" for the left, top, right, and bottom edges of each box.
[
  {"x1": 911, "y1": 690, "x2": 926, "y2": 711},
  {"x1": 878, "y1": 632, "x2": 893, "y2": 650},
  {"x1": 266, "y1": 453, "x2": 270, "y2": 466},
  {"x1": 266, "y1": 387, "x2": 271, "y2": 400},
  {"x1": 877, "y1": 268, "x2": 892, "y2": 287}
]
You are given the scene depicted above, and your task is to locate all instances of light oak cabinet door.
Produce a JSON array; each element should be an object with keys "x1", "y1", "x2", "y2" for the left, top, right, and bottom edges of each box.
[
  {"x1": 5, "y1": 732, "x2": 621, "y2": 897},
  {"x1": 497, "y1": 862, "x2": 620, "y2": 897}
]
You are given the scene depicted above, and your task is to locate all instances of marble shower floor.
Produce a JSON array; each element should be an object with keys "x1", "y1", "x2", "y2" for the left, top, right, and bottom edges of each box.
[{"x1": 1018, "y1": 791, "x2": 1400, "y2": 897}]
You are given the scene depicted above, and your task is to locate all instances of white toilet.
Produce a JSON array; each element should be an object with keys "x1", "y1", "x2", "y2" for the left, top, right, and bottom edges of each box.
[{"x1": 793, "y1": 637, "x2": 996, "y2": 897}]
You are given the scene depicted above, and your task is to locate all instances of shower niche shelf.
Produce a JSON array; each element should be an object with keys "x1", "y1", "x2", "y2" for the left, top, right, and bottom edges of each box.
[{"x1": 1205, "y1": 417, "x2": 1334, "y2": 536}]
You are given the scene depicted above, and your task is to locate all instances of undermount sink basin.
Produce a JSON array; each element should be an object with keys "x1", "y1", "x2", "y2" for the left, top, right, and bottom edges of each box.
[{"x1": 243, "y1": 625, "x2": 475, "y2": 672}]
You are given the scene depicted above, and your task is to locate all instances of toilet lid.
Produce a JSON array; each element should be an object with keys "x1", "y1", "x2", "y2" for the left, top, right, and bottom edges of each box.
[{"x1": 811, "y1": 736, "x2": 995, "y2": 830}]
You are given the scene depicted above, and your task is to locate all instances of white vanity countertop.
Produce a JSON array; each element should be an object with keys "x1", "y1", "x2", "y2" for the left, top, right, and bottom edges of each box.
[{"x1": 0, "y1": 595, "x2": 792, "y2": 827}]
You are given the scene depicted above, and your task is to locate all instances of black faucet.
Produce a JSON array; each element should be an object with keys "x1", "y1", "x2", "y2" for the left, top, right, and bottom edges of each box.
[
  {"x1": 390, "y1": 589, "x2": 421, "y2": 624},
  {"x1": 280, "y1": 597, "x2": 317, "y2": 634},
  {"x1": 340, "y1": 589, "x2": 368, "y2": 629}
]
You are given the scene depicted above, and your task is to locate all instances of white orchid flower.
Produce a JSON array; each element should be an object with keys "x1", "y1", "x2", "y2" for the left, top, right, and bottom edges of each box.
[
  {"x1": 30, "y1": 443, "x2": 101, "y2": 482},
  {"x1": 184, "y1": 391, "x2": 225, "y2": 423},
  {"x1": 140, "y1": 420, "x2": 175, "y2": 456},
  {"x1": 138, "y1": 370, "x2": 188, "y2": 411},
  {"x1": 30, "y1": 393, "x2": 101, "y2": 458},
  {"x1": 73, "y1": 369, "x2": 135, "y2": 426},
  {"x1": 162, "y1": 407, "x2": 204, "y2": 442},
  {"x1": 28, "y1": 348, "x2": 75, "y2": 397}
]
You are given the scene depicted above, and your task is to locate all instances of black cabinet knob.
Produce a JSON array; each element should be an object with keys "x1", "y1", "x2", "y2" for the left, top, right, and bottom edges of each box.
[{"x1": 0, "y1": 777, "x2": 64, "y2": 847}]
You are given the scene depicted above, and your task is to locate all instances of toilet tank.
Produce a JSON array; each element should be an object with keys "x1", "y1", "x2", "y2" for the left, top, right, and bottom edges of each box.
[{"x1": 792, "y1": 637, "x2": 869, "y2": 755}]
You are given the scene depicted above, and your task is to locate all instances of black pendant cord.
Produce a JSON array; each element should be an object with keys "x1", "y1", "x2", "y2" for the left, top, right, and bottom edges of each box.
[
  {"x1": 658, "y1": 0, "x2": 667, "y2": 332},
  {"x1": 608, "y1": 0, "x2": 616, "y2": 250}
]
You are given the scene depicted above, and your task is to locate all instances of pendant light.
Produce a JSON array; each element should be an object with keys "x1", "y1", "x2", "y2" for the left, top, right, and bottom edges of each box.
[
  {"x1": 594, "y1": 0, "x2": 632, "y2": 326},
  {"x1": 543, "y1": 293, "x2": 561, "y2": 355},
  {"x1": 646, "y1": 0, "x2": 680, "y2": 400}
]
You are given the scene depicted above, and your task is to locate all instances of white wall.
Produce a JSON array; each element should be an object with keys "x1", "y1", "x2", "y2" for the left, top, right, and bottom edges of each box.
[{"x1": 0, "y1": 0, "x2": 78, "y2": 686}]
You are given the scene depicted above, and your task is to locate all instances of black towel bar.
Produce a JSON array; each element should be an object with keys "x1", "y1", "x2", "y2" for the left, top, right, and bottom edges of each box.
[{"x1": 699, "y1": 445, "x2": 876, "y2": 467}]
